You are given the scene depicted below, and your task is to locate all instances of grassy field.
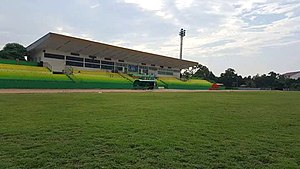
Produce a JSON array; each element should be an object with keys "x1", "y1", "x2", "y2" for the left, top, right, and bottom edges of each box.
[{"x1": 0, "y1": 92, "x2": 299, "y2": 168}]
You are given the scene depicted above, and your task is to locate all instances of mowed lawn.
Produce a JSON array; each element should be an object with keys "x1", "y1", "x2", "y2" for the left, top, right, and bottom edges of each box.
[{"x1": 0, "y1": 92, "x2": 299, "y2": 168}]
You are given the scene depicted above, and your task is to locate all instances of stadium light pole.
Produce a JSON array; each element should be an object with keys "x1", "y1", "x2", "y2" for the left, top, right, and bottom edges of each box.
[{"x1": 179, "y1": 28, "x2": 186, "y2": 60}]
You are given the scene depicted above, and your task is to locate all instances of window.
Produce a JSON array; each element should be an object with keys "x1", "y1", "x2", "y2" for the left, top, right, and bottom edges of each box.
[
  {"x1": 116, "y1": 63, "x2": 127, "y2": 67},
  {"x1": 85, "y1": 58, "x2": 100, "y2": 64},
  {"x1": 166, "y1": 72, "x2": 173, "y2": 75},
  {"x1": 66, "y1": 61, "x2": 83, "y2": 67},
  {"x1": 149, "y1": 67, "x2": 157, "y2": 71},
  {"x1": 101, "y1": 65, "x2": 114, "y2": 70},
  {"x1": 118, "y1": 60, "x2": 124, "y2": 62},
  {"x1": 139, "y1": 66, "x2": 148, "y2": 69},
  {"x1": 85, "y1": 63, "x2": 100, "y2": 68},
  {"x1": 66, "y1": 56, "x2": 83, "y2": 62},
  {"x1": 117, "y1": 67, "x2": 123, "y2": 71},
  {"x1": 160, "y1": 66, "x2": 164, "y2": 68},
  {"x1": 102, "y1": 61, "x2": 114, "y2": 66},
  {"x1": 158, "y1": 71, "x2": 173, "y2": 76},
  {"x1": 44, "y1": 53, "x2": 64, "y2": 60},
  {"x1": 128, "y1": 65, "x2": 138, "y2": 72},
  {"x1": 141, "y1": 63, "x2": 146, "y2": 65},
  {"x1": 104, "y1": 57, "x2": 111, "y2": 60},
  {"x1": 151, "y1": 64, "x2": 155, "y2": 67},
  {"x1": 70, "y1": 52, "x2": 80, "y2": 56}
]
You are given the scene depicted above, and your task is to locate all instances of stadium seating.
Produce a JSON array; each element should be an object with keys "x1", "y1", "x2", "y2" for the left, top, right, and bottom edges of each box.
[
  {"x1": 72, "y1": 70, "x2": 130, "y2": 82},
  {"x1": 0, "y1": 63, "x2": 70, "y2": 81},
  {"x1": 158, "y1": 77, "x2": 212, "y2": 90},
  {"x1": 0, "y1": 64, "x2": 135, "y2": 89},
  {"x1": 0, "y1": 62, "x2": 212, "y2": 90},
  {"x1": 68, "y1": 70, "x2": 132, "y2": 89},
  {"x1": 0, "y1": 63, "x2": 75, "y2": 89}
]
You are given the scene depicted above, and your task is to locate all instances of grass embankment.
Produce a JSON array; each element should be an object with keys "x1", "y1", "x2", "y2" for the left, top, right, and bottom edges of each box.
[{"x1": 0, "y1": 92, "x2": 299, "y2": 168}]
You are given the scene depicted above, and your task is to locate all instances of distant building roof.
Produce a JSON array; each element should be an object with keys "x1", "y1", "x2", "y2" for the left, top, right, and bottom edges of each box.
[{"x1": 283, "y1": 71, "x2": 300, "y2": 79}]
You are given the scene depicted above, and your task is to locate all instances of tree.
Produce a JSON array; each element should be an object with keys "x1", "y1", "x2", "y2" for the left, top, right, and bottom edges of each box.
[
  {"x1": 218, "y1": 68, "x2": 239, "y2": 88},
  {"x1": 181, "y1": 67, "x2": 194, "y2": 79},
  {"x1": 0, "y1": 43, "x2": 26, "y2": 60},
  {"x1": 192, "y1": 64, "x2": 217, "y2": 82},
  {"x1": 243, "y1": 76, "x2": 255, "y2": 88}
]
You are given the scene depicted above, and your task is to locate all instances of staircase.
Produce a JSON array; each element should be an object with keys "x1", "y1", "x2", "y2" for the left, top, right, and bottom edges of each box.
[
  {"x1": 157, "y1": 78, "x2": 168, "y2": 88},
  {"x1": 118, "y1": 72, "x2": 134, "y2": 82}
]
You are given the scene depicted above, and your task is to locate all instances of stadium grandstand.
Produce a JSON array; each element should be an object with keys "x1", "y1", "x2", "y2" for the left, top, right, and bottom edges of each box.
[{"x1": 0, "y1": 32, "x2": 213, "y2": 89}]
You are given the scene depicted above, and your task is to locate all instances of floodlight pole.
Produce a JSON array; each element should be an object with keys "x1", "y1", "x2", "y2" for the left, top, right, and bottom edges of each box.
[{"x1": 179, "y1": 28, "x2": 186, "y2": 60}]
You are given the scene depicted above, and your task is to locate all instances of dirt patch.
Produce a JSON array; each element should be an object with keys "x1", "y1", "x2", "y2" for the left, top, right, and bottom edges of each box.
[{"x1": 0, "y1": 89, "x2": 264, "y2": 94}]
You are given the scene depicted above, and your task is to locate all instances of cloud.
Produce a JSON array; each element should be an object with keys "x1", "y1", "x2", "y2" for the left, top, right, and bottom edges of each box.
[
  {"x1": 123, "y1": 0, "x2": 163, "y2": 11},
  {"x1": 90, "y1": 3, "x2": 100, "y2": 9},
  {"x1": 0, "y1": 0, "x2": 299, "y2": 75},
  {"x1": 175, "y1": 0, "x2": 194, "y2": 10}
]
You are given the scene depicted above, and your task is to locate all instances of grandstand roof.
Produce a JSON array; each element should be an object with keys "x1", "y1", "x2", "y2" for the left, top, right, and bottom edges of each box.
[{"x1": 27, "y1": 33, "x2": 198, "y2": 69}]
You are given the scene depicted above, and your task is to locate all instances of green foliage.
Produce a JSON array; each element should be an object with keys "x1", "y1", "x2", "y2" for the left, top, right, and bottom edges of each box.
[
  {"x1": 181, "y1": 69, "x2": 193, "y2": 79},
  {"x1": 218, "y1": 68, "x2": 242, "y2": 88},
  {"x1": 192, "y1": 64, "x2": 216, "y2": 82},
  {"x1": 190, "y1": 64, "x2": 300, "y2": 90},
  {"x1": 0, "y1": 92, "x2": 299, "y2": 168},
  {"x1": 0, "y1": 43, "x2": 26, "y2": 60}
]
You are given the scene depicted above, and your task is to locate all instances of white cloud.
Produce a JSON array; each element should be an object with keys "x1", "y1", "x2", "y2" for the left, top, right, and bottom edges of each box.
[
  {"x1": 53, "y1": 27, "x2": 95, "y2": 41},
  {"x1": 54, "y1": 27, "x2": 73, "y2": 36},
  {"x1": 155, "y1": 11, "x2": 173, "y2": 19},
  {"x1": 123, "y1": 0, "x2": 163, "y2": 11},
  {"x1": 90, "y1": 3, "x2": 100, "y2": 9},
  {"x1": 175, "y1": 0, "x2": 194, "y2": 10}
]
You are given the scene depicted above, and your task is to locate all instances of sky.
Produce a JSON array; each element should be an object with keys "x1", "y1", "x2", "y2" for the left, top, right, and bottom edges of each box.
[{"x1": 0, "y1": 0, "x2": 299, "y2": 76}]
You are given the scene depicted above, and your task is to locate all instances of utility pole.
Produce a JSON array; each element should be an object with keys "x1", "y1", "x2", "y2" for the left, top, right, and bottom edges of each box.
[{"x1": 179, "y1": 28, "x2": 186, "y2": 60}]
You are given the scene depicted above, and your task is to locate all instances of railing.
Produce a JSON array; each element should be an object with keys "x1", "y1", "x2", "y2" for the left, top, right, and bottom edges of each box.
[
  {"x1": 157, "y1": 78, "x2": 168, "y2": 88},
  {"x1": 118, "y1": 72, "x2": 134, "y2": 82},
  {"x1": 43, "y1": 62, "x2": 52, "y2": 72}
]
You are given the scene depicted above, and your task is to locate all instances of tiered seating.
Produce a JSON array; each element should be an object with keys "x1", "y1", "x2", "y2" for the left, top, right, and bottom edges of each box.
[
  {"x1": 118, "y1": 73, "x2": 135, "y2": 82},
  {"x1": 158, "y1": 77, "x2": 212, "y2": 90},
  {"x1": 72, "y1": 70, "x2": 131, "y2": 83},
  {"x1": 0, "y1": 62, "x2": 212, "y2": 90},
  {"x1": 0, "y1": 64, "x2": 70, "y2": 82},
  {"x1": 0, "y1": 63, "x2": 75, "y2": 89},
  {"x1": 70, "y1": 70, "x2": 132, "y2": 89}
]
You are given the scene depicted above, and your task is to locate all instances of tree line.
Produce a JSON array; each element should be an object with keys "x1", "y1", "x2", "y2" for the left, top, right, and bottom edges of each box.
[{"x1": 182, "y1": 64, "x2": 300, "y2": 90}]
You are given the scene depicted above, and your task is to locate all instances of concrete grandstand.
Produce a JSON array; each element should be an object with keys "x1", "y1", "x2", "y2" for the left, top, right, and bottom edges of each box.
[
  {"x1": 27, "y1": 33, "x2": 197, "y2": 78},
  {"x1": 0, "y1": 33, "x2": 213, "y2": 90}
]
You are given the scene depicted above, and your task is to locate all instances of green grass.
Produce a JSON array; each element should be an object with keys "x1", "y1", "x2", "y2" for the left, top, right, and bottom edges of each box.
[{"x1": 0, "y1": 92, "x2": 299, "y2": 168}]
